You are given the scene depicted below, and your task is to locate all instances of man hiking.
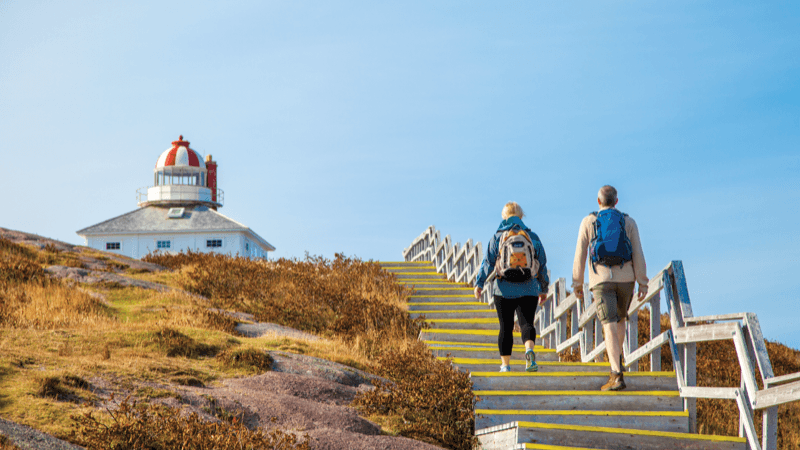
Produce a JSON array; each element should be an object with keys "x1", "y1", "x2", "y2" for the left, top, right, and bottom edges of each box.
[
  {"x1": 474, "y1": 202, "x2": 549, "y2": 373},
  {"x1": 572, "y1": 186, "x2": 648, "y2": 390}
]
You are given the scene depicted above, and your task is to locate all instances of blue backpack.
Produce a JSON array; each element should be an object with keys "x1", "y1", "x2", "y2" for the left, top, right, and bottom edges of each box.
[{"x1": 590, "y1": 209, "x2": 632, "y2": 273}]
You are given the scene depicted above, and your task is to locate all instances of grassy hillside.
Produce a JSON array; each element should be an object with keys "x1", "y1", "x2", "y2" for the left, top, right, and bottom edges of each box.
[{"x1": 0, "y1": 237, "x2": 476, "y2": 450}]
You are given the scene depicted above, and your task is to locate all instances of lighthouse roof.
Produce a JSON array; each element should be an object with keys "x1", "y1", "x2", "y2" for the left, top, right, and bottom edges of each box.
[
  {"x1": 156, "y1": 136, "x2": 206, "y2": 170},
  {"x1": 76, "y1": 205, "x2": 276, "y2": 251}
]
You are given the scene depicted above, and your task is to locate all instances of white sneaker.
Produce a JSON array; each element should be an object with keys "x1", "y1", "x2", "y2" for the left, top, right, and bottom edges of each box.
[{"x1": 499, "y1": 365, "x2": 511, "y2": 372}]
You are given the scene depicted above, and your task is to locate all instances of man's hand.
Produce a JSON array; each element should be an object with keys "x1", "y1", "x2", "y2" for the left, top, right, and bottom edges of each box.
[
  {"x1": 474, "y1": 286, "x2": 482, "y2": 299},
  {"x1": 637, "y1": 284, "x2": 648, "y2": 300},
  {"x1": 574, "y1": 285, "x2": 584, "y2": 301},
  {"x1": 538, "y1": 293, "x2": 548, "y2": 305}
]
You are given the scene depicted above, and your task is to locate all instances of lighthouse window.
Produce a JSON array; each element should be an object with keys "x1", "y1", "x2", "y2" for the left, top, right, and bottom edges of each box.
[
  {"x1": 207, "y1": 239, "x2": 222, "y2": 248},
  {"x1": 157, "y1": 240, "x2": 171, "y2": 249},
  {"x1": 106, "y1": 242, "x2": 121, "y2": 250}
]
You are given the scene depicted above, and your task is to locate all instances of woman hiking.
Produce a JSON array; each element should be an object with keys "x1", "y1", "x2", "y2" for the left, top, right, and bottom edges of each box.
[{"x1": 473, "y1": 202, "x2": 549, "y2": 372}]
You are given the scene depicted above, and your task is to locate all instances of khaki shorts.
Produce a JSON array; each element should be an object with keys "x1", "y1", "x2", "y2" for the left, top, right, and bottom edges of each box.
[{"x1": 591, "y1": 282, "x2": 635, "y2": 324}]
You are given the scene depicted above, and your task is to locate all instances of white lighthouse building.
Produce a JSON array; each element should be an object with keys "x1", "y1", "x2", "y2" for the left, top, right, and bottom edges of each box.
[{"x1": 77, "y1": 136, "x2": 275, "y2": 259}]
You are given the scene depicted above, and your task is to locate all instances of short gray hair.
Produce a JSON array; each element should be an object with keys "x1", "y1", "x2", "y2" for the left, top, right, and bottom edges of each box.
[{"x1": 598, "y1": 185, "x2": 618, "y2": 207}]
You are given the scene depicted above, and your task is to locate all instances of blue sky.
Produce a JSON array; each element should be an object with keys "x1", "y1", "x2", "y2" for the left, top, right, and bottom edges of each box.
[{"x1": 2, "y1": 1, "x2": 799, "y2": 347}]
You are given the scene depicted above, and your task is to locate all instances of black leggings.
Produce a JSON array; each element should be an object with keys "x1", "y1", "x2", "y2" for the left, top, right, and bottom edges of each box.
[{"x1": 495, "y1": 295, "x2": 538, "y2": 356}]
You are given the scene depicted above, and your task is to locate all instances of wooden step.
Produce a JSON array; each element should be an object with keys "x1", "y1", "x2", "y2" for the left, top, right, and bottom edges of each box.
[
  {"x1": 410, "y1": 287, "x2": 475, "y2": 295},
  {"x1": 514, "y1": 421, "x2": 746, "y2": 450},
  {"x1": 474, "y1": 390, "x2": 683, "y2": 411},
  {"x1": 470, "y1": 371, "x2": 678, "y2": 391},
  {"x1": 393, "y1": 272, "x2": 446, "y2": 279},
  {"x1": 424, "y1": 317, "x2": 500, "y2": 329},
  {"x1": 446, "y1": 357, "x2": 609, "y2": 373},
  {"x1": 427, "y1": 343, "x2": 559, "y2": 361},
  {"x1": 408, "y1": 294, "x2": 477, "y2": 302},
  {"x1": 409, "y1": 304, "x2": 492, "y2": 312},
  {"x1": 381, "y1": 266, "x2": 435, "y2": 273},
  {"x1": 410, "y1": 310, "x2": 496, "y2": 320},
  {"x1": 400, "y1": 281, "x2": 465, "y2": 288},
  {"x1": 421, "y1": 328, "x2": 526, "y2": 344},
  {"x1": 475, "y1": 409, "x2": 689, "y2": 432}
]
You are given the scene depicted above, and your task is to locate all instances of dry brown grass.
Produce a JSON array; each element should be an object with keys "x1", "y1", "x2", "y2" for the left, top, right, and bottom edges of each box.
[
  {"x1": 144, "y1": 250, "x2": 477, "y2": 450},
  {"x1": 69, "y1": 397, "x2": 311, "y2": 450},
  {"x1": 0, "y1": 240, "x2": 475, "y2": 450}
]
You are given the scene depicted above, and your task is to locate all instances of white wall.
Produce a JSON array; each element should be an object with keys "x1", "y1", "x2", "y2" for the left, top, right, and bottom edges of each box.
[{"x1": 85, "y1": 232, "x2": 269, "y2": 260}]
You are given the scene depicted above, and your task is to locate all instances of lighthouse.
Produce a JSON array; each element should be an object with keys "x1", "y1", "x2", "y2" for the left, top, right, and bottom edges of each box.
[{"x1": 77, "y1": 136, "x2": 275, "y2": 259}]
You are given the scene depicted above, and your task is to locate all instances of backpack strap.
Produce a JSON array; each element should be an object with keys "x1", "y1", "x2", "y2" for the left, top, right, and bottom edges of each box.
[{"x1": 589, "y1": 212, "x2": 599, "y2": 274}]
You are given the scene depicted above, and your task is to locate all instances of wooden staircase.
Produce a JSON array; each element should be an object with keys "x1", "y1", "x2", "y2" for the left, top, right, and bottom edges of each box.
[{"x1": 380, "y1": 261, "x2": 747, "y2": 450}]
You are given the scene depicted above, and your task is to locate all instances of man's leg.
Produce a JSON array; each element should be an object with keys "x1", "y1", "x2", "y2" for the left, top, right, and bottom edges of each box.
[
  {"x1": 603, "y1": 321, "x2": 623, "y2": 373},
  {"x1": 617, "y1": 319, "x2": 626, "y2": 370}
]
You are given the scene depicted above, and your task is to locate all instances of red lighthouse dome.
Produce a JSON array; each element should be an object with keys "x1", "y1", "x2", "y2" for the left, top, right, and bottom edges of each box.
[{"x1": 155, "y1": 136, "x2": 205, "y2": 169}]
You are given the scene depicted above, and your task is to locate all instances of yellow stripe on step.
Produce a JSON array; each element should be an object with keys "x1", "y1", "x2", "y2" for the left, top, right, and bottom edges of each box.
[
  {"x1": 380, "y1": 261, "x2": 432, "y2": 264},
  {"x1": 395, "y1": 272, "x2": 443, "y2": 275},
  {"x1": 515, "y1": 421, "x2": 746, "y2": 443},
  {"x1": 477, "y1": 409, "x2": 688, "y2": 417},
  {"x1": 474, "y1": 390, "x2": 680, "y2": 396},
  {"x1": 425, "y1": 340, "x2": 537, "y2": 347},
  {"x1": 469, "y1": 371, "x2": 676, "y2": 377},
  {"x1": 408, "y1": 295, "x2": 475, "y2": 298},
  {"x1": 408, "y1": 302, "x2": 485, "y2": 306},
  {"x1": 446, "y1": 357, "x2": 604, "y2": 365},
  {"x1": 523, "y1": 443, "x2": 609, "y2": 450},
  {"x1": 433, "y1": 347, "x2": 554, "y2": 353},
  {"x1": 411, "y1": 287, "x2": 474, "y2": 290},
  {"x1": 428, "y1": 318, "x2": 498, "y2": 323},
  {"x1": 398, "y1": 280, "x2": 456, "y2": 283},
  {"x1": 423, "y1": 329, "x2": 519, "y2": 336},
  {"x1": 412, "y1": 310, "x2": 495, "y2": 314}
]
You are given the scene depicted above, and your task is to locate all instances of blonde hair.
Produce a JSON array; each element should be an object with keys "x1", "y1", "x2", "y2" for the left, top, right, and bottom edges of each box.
[
  {"x1": 598, "y1": 185, "x2": 618, "y2": 207},
  {"x1": 501, "y1": 202, "x2": 525, "y2": 220}
]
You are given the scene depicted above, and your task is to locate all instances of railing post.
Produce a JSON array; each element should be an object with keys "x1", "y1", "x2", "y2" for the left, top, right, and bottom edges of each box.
[
  {"x1": 543, "y1": 291, "x2": 553, "y2": 349},
  {"x1": 650, "y1": 292, "x2": 661, "y2": 372},
  {"x1": 557, "y1": 279, "x2": 567, "y2": 349},
  {"x1": 763, "y1": 406, "x2": 778, "y2": 450},
  {"x1": 581, "y1": 283, "x2": 593, "y2": 361},
  {"x1": 670, "y1": 261, "x2": 697, "y2": 433},
  {"x1": 625, "y1": 309, "x2": 638, "y2": 372},
  {"x1": 592, "y1": 288, "x2": 604, "y2": 362}
]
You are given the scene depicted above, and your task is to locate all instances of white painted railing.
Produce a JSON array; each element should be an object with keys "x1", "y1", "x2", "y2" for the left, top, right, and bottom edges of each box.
[
  {"x1": 402, "y1": 225, "x2": 483, "y2": 285},
  {"x1": 403, "y1": 227, "x2": 800, "y2": 450}
]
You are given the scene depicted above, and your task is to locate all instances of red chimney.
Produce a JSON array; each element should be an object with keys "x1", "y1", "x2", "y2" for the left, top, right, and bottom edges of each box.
[{"x1": 205, "y1": 155, "x2": 218, "y2": 203}]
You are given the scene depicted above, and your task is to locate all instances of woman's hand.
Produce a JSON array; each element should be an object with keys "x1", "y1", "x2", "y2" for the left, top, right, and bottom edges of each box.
[
  {"x1": 474, "y1": 287, "x2": 482, "y2": 299},
  {"x1": 538, "y1": 293, "x2": 548, "y2": 305}
]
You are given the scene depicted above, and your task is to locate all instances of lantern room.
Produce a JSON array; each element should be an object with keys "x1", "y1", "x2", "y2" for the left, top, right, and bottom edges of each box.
[{"x1": 137, "y1": 136, "x2": 223, "y2": 208}]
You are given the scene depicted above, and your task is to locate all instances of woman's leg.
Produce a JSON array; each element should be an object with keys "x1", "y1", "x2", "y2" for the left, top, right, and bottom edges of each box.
[
  {"x1": 495, "y1": 296, "x2": 515, "y2": 365},
  {"x1": 516, "y1": 296, "x2": 538, "y2": 351}
]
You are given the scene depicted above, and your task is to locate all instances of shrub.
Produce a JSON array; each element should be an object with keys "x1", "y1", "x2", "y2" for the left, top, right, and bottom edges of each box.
[
  {"x1": 0, "y1": 238, "x2": 48, "y2": 287},
  {"x1": 352, "y1": 340, "x2": 477, "y2": 450},
  {"x1": 69, "y1": 398, "x2": 310, "y2": 450},
  {"x1": 36, "y1": 373, "x2": 92, "y2": 403},
  {"x1": 217, "y1": 348, "x2": 273, "y2": 374},
  {"x1": 152, "y1": 327, "x2": 219, "y2": 358}
]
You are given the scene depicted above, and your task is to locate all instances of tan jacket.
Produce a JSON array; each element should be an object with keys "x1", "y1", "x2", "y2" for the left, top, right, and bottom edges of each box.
[{"x1": 572, "y1": 207, "x2": 648, "y2": 291}]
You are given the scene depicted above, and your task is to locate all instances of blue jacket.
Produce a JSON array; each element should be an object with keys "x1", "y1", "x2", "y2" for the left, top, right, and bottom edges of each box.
[{"x1": 474, "y1": 216, "x2": 549, "y2": 298}]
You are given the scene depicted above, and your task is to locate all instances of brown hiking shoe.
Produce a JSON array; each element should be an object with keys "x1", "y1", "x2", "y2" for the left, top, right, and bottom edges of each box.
[{"x1": 601, "y1": 371, "x2": 626, "y2": 391}]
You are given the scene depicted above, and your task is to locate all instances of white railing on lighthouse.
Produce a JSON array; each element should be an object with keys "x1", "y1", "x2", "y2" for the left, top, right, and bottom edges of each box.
[{"x1": 402, "y1": 226, "x2": 800, "y2": 450}]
